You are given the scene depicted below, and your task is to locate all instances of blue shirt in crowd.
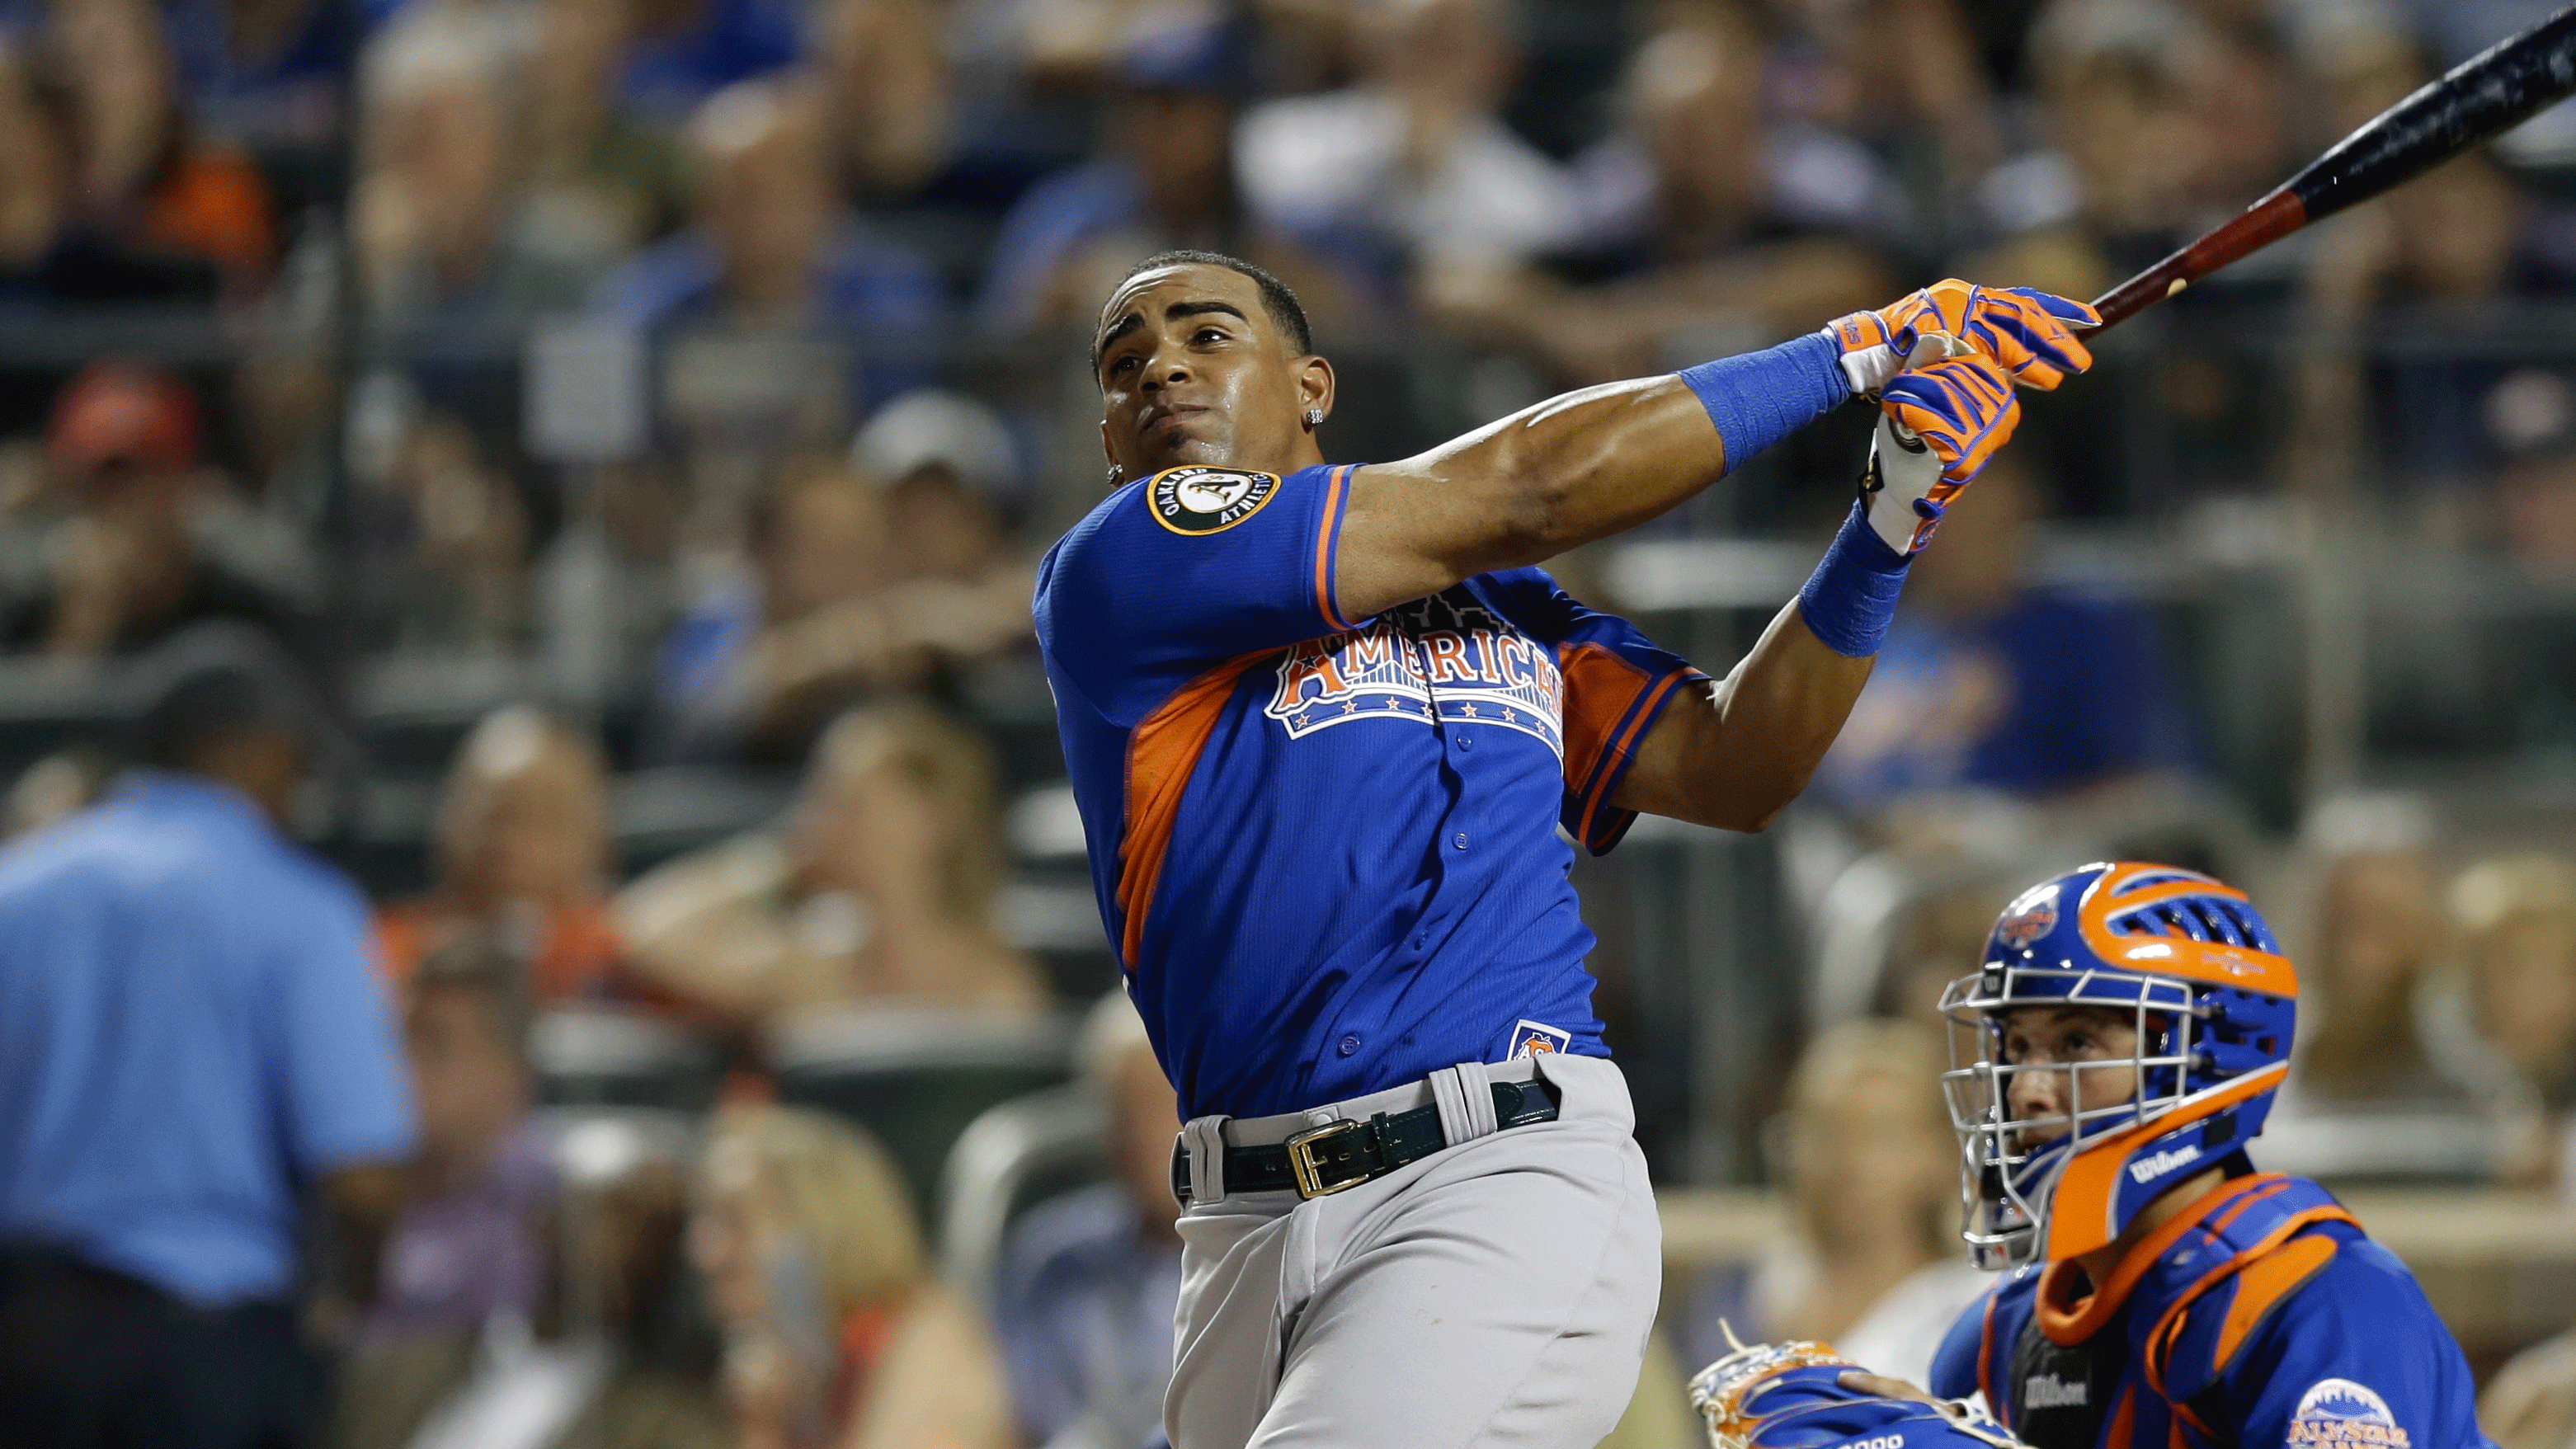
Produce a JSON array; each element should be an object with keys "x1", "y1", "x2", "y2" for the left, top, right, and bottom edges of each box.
[
  {"x1": 0, "y1": 772, "x2": 417, "y2": 1308},
  {"x1": 994, "y1": 1183, "x2": 1182, "y2": 1449},
  {"x1": 1816, "y1": 583, "x2": 2197, "y2": 812}
]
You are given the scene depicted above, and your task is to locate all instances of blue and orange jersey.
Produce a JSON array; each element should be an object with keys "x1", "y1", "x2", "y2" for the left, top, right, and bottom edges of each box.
[
  {"x1": 1034, "y1": 462, "x2": 1706, "y2": 1119},
  {"x1": 1928, "y1": 1173, "x2": 2494, "y2": 1449}
]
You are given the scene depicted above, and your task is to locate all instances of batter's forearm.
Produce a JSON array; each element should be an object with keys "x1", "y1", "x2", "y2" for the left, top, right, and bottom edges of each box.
[
  {"x1": 1614, "y1": 597, "x2": 1875, "y2": 832},
  {"x1": 1337, "y1": 334, "x2": 1856, "y2": 616}
]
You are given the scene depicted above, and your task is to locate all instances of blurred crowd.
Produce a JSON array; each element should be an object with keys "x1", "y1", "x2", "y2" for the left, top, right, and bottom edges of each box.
[{"x1": 13, "y1": 0, "x2": 2576, "y2": 1444}]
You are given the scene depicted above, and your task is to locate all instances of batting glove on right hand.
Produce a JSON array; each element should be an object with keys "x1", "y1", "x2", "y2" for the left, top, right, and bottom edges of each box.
[{"x1": 1863, "y1": 351, "x2": 2020, "y2": 555}]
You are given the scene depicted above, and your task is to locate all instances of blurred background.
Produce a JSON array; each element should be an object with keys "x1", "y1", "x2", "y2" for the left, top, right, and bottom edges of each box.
[{"x1": 10, "y1": 0, "x2": 2576, "y2": 1444}]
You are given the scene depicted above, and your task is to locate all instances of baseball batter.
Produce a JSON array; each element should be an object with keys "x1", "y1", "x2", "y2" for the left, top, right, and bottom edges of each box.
[{"x1": 1034, "y1": 251, "x2": 2098, "y2": 1449}]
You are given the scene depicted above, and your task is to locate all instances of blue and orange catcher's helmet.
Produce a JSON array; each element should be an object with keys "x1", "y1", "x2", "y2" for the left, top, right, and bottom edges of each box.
[{"x1": 1937, "y1": 862, "x2": 2297, "y2": 1269}]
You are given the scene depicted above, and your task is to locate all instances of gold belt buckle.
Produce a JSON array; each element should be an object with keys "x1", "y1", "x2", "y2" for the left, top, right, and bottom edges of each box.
[{"x1": 1284, "y1": 1118, "x2": 1368, "y2": 1199}]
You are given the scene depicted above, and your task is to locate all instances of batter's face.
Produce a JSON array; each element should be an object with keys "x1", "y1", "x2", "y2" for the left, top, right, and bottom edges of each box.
[{"x1": 1094, "y1": 263, "x2": 1331, "y2": 481}]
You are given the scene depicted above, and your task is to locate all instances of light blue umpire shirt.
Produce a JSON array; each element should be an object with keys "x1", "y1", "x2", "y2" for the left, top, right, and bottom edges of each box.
[{"x1": 0, "y1": 769, "x2": 417, "y2": 1308}]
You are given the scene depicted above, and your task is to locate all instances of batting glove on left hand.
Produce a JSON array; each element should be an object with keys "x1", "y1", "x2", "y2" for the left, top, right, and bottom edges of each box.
[
  {"x1": 1863, "y1": 350, "x2": 2019, "y2": 554},
  {"x1": 1829, "y1": 280, "x2": 2100, "y2": 397}
]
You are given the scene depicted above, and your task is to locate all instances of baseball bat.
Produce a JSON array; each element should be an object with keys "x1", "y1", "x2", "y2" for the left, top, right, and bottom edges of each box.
[{"x1": 2085, "y1": 4, "x2": 2576, "y2": 333}]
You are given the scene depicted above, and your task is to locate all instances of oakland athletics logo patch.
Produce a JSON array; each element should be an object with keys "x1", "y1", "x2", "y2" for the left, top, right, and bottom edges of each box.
[{"x1": 1149, "y1": 467, "x2": 1281, "y2": 535}]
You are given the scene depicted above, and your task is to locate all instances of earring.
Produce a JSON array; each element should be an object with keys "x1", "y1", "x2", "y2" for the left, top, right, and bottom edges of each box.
[
  {"x1": 1105, "y1": 463, "x2": 1123, "y2": 487},
  {"x1": 1305, "y1": 407, "x2": 1324, "y2": 428}
]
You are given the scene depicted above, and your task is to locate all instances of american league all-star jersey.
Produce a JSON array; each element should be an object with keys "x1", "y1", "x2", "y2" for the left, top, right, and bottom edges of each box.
[{"x1": 1034, "y1": 462, "x2": 1707, "y2": 1120}]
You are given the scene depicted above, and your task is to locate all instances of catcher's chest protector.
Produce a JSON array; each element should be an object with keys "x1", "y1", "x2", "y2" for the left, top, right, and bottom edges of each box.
[{"x1": 1981, "y1": 1174, "x2": 2358, "y2": 1449}]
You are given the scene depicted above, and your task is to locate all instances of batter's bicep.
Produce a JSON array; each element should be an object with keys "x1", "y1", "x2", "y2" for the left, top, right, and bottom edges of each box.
[{"x1": 1334, "y1": 377, "x2": 1732, "y2": 622}]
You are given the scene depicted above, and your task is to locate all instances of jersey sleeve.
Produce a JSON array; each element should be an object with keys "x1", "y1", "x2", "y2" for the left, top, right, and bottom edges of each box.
[
  {"x1": 1034, "y1": 463, "x2": 1364, "y2": 726},
  {"x1": 1927, "y1": 1292, "x2": 1992, "y2": 1404},
  {"x1": 1486, "y1": 569, "x2": 1709, "y2": 854},
  {"x1": 2216, "y1": 1236, "x2": 2495, "y2": 1449}
]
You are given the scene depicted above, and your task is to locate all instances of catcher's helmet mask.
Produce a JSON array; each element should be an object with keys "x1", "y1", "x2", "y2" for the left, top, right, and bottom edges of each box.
[{"x1": 1938, "y1": 863, "x2": 2299, "y2": 1269}]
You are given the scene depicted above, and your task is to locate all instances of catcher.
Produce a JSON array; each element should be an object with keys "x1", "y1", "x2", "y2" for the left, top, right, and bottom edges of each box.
[{"x1": 1699, "y1": 863, "x2": 2498, "y2": 1449}]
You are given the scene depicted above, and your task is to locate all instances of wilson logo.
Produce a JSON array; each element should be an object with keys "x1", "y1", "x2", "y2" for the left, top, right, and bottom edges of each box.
[
  {"x1": 2128, "y1": 1144, "x2": 2202, "y2": 1184},
  {"x1": 2024, "y1": 1376, "x2": 2089, "y2": 1409}
]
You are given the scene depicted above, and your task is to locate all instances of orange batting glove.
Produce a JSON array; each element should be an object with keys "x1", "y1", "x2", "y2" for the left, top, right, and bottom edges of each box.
[
  {"x1": 1882, "y1": 350, "x2": 2018, "y2": 485},
  {"x1": 1831, "y1": 280, "x2": 2100, "y2": 396}
]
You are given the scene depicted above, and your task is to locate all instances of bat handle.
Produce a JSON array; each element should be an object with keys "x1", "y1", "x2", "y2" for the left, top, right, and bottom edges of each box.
[{"x1": 2076, "y1": 190, "x2": 2310, "y2": 335}]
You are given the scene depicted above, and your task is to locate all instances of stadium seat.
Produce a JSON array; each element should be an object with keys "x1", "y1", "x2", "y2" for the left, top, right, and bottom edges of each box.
[
  {"x1": 768, "y1": 1004, "x2": 1076, "y2": 1233},
  {"x1": 935, "y1": 1084, "x2": 1109, "y2": 1304}
]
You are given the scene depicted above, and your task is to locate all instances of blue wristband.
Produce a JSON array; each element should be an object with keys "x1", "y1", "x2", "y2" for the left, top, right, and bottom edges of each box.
[
  {"x1": 1797, "y1": 500, "x2": 1910, "y2": 657},
  {"x1": 1678, "y1": 330, "x2": 1850, "y2": 476}
]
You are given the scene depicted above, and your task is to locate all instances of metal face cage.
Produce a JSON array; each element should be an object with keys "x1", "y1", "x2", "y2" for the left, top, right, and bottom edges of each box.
[{"x1": 1937, "y1": 962, "x2": 2203, "y2": 1269}]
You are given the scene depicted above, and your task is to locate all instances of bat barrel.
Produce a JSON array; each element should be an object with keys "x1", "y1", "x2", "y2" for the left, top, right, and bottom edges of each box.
[{"x1": 2082, "y1": 4, "x2": 2576, "y2": 335}]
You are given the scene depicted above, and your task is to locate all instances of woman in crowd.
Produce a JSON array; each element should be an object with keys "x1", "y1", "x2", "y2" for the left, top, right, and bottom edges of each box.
[
  {"x1": 1683, "y1": 1017, "x2": 1987, "y2": 1385},
  {"x1": 379, "y1": 707, "x2": 629, "y2": 1004},
  {"x1": 618, "y1": 701, "x2": 1044, "y2": 1025},
  {"x1": 2447, "y1": 854, "x2": 2576, "y2": 1186},
  {"x1": 695, "y1": 1103, "x2": 1015, "y2": 1449}
]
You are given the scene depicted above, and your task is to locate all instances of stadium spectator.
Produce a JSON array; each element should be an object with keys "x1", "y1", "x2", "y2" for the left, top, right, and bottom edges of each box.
[
  {"x1": 47, "y1": 0, "x2": 276, "y2": 294},
  {"x1": 0, "y1": 40, "x2": 68, "y2": 302},
  {"x1": 813, "y1": 0, "x2": 950, "y2": 203},
  {"x1": 0, "y1": 362, "x2": 327, "y2": 677},
  {"x1": 848, "y1": 388, "x2": 1031, "y2": 587},
  {"x1": 343, "y1": 391, "x2": 532, "y2": 649},
  {"x1": 1969, "y1": 0, "x2": 2289, "y2": 303},
  {"x1": 650, "y1": 454, "x2": 1029, "y2": 761},
  {"x1": 351, "y1": 8, "x2": 625, "y2": 326},
  {"x1": 619, "y1": 703, "x2": 1044, "y2": 1024},
  {"x1": 977, "y1": 7, "x2": 1250, "y2": 333},
  {"x1": 589, "y1": 78, "x2": 942, "y2": 412},
  {"x1": 1427, "y1": 14, "x2": 1895, "y2": 385},
  {"x1": 378, "y1": 707, "x2": 627, "y2": 1004},
  {"x1": 1233, "y1": 0, "x2": 1579, "y2": 308},
  {"x1": 994, "y1": 991, "x2": 1182, "y2": 1449},
  {"x1": 1679, "y1": 1019, "x2": 1986, "y2": 1386},
  {"x1": 694, "y1": 1103, "x2": 1015, "y2": 1449},
  {"x1": 2485, "y1": 1327, "x2": 2576, "y2": 1449},
  {"x1": 0, "y1": 628, "x2": 415, "y2": 1446},
  {"x1": 360, "y1": 939, "x2": 551, "y2": 1344},
  {"x1": 331, "y1": 1120, "x2": 729, "y2": 1449},
  {"x1": 160, "y1": 0, "x2": 362, "y2": 219},
  {"x1": 2282, "y1": 794, "x2": 2475, "y2": 1110},
  {"x1": 1811, "y1": 455, "x2": 2197, "y2": 824},
  {"x1": 0, "y1": 748, "x2": 111, "y2": 840},
  {"x1": 2448, "y1": 854, "x2": 2576, "y2": 1185},
  {"x1": 521, "y1": 0, "x2": 682, "y2": 259},
  {"x1": 2481, "y1": 369, "x2": 2576, "y2": 569}
]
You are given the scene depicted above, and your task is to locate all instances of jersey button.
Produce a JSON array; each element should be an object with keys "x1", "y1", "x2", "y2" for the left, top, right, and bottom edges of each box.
[
  {"x1": 1338, "y1": 1035, "x2": 1361, "y2": 1056},
  {"x1": 1456, "y1": 734, "x2": 1474, "y2": 751},
  {"x1": 1452, "y1": 832, "x2": 1469, "y2": 850}
]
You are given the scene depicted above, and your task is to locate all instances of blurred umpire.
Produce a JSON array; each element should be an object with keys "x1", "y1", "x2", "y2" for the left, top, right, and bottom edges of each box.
[{"x1": 0, "y1": 624, "x2": 417, "y2": 1448}]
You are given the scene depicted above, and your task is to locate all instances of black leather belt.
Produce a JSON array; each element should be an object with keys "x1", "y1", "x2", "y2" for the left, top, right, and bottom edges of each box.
[{"x1": 1172, "y1": 1077, "x2": 1559, "y2": 1204}]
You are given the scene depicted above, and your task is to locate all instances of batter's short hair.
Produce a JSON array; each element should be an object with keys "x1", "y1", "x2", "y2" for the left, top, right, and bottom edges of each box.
[{"x1": 1111, "y1": 250, "x2": 1312, "y2": 358}]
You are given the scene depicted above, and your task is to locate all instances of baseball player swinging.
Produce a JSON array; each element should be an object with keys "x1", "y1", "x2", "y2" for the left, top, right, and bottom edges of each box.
[
  {"x1": 1691, "y1": 863, "x2": 2497, "y2": 1449},
  {"x1": 1034, "y1": 251, "x2": 2097, "y2": 1449}
]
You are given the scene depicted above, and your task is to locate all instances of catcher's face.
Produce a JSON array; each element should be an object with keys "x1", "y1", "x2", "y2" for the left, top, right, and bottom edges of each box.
[
  {"x1": 1093, "y1": 262, "x2": 1330, "y2": 481},
  {"x1": 1996, "y1": 1004, "x2": 2138, "y2": 1150}
]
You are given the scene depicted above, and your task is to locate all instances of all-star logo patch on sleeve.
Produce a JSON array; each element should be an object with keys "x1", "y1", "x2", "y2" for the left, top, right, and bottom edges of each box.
[{"x1": 1150, "y1": 467, "x2": 1283, "y2": 535}]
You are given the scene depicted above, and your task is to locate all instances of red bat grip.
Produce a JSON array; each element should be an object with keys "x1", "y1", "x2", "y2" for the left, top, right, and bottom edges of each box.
[{"x1": 2080, "y1": 190, "x2": 2310, "y2": 335}]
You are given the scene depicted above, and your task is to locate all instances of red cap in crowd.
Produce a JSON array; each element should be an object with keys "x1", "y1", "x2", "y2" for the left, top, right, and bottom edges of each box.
[{"x1": 48, "y1": 362, "x2": 201, "y2": 477}]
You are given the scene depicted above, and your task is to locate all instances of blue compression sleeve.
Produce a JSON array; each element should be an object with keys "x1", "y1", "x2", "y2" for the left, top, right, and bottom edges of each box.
[
  {"x1": 1678, "y1": 330, "x2": 1849, "y2": 475},
  {"x1": 1797, "y1": 501, "x2": 1909, "y2": 657}
]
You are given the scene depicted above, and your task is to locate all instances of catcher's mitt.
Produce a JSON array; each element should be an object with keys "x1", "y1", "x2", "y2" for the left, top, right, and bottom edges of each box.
[{"x1": 1685, "y1": 1330, "x2": 2023, "y2": 1449}]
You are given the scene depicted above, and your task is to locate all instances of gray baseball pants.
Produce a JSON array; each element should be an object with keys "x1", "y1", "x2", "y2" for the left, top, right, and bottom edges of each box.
[{"x1": 1165, "y1": 1052, "x2": 1661, "y2": 1449}]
